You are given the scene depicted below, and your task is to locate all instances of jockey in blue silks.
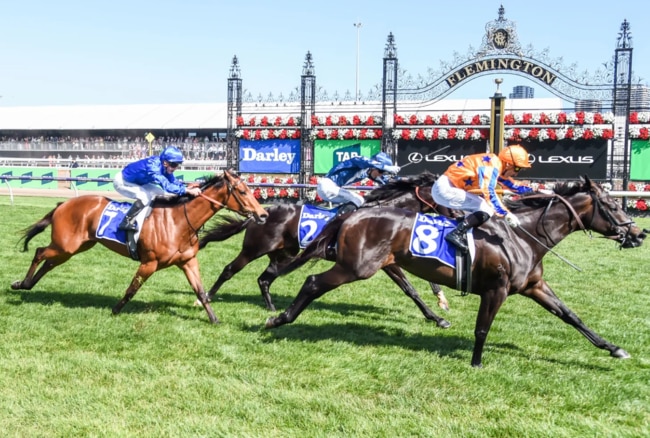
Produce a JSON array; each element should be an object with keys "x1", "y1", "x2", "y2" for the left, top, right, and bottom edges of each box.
[
  {"x1": 317, "y1": 152, "x2": 400, "y2": 215},
  {"x1": 113, "y1": 146, "x2": 202, "y2": 231}
]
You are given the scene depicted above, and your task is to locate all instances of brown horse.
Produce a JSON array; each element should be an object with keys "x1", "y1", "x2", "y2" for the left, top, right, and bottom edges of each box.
[
  {"x1": 199, "y1": 172, "x2": 459, "y2": 321},
  {"x1": 266, "y1": 176, "x2": 645, "y2": 367},
  {"x1": 11, "y1": 170, "x2": 269, "y2": 324}
]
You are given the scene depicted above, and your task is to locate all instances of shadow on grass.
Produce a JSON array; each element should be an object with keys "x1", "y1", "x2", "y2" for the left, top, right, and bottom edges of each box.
[
  {"x1": 249, "y1": 320, "x2": 502, "y2": 360},
  {"x1": 4, "y1": 288, "x2": 212, "y2": 323},
  {"x1": 251, "y1": 321, "x2": 618, "y2": 369}
]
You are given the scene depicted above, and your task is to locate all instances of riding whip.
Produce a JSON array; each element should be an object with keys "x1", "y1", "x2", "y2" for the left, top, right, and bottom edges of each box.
[
  {"x1": 400, "y1": 144, "x2": 451, "y2": 169},
  {"x1": 517, "y1": 226, "x2": 582, "y2": 272}
]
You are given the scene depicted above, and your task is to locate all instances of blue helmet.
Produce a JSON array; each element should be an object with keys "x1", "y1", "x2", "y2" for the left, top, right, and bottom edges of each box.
[
  {"x1": 371, "y1": 152, "x2": 393, "y2": 167},
  {"x1": 160, "y1": 146, "x2": 184, "y2": 164}
]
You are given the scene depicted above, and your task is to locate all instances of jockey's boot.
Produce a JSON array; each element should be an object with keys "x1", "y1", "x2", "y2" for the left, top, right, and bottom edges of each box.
[
  {"x1": 118, "y1": 200, "x2": 146, "y2": 232},
  {"x1": 336, "y1": 202, "x2": 358, "y2": 218},
  {"x1": 444, "y1": 211, "x2": 490, "y2": 253}
]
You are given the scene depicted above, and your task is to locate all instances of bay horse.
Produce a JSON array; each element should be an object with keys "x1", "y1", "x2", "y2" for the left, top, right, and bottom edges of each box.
[
  {"x1": 199, "y1": 172, "x2": 459, "y2": 322},
  {"x1": 266, "y1": 176, "x2": 646, "y2": 367},
  {"x1": 11, "y1": 170, "x2": 269, "y2": 324}
]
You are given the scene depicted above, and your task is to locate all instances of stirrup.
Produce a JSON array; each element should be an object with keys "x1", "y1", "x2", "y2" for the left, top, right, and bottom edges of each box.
[
  {"x1": 119, "y1": 220, "x2": 138, "y2": 232},
  {"x1": 445, "y1": 231, "x2": 468, "y2": 253},
  {"x1": 336, "y1": 203, "x2": 357, "y2": 217}
]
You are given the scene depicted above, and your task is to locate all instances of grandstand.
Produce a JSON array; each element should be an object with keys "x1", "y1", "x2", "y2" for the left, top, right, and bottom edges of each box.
[{"x1": 0, "y1": 103, "x2": 229, "y2": 168}]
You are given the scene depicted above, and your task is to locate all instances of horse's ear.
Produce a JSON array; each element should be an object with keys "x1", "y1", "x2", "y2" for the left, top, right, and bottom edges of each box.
[{"x1": 583, "y1": 174, "x2": 594, "y2": 189}]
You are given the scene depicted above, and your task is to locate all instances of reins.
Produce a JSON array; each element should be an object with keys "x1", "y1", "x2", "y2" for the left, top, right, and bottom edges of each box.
[
  {"x1": 415, "y1": 186, "x2": 439, "y2": 212},
  {"x1": 182, "y1": 173, "x2": 248, "y2": 238},
  {"x1": 513, "y1": 193, "x2": 587, "y2": 271}
]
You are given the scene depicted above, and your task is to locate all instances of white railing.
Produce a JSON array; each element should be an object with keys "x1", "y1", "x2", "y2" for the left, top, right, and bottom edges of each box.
[{"x1": 0, "y1": 157, "x2": 227, "y2": 171}]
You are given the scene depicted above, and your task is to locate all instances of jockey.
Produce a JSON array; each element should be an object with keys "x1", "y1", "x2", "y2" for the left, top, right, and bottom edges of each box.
[
  {"x1": 317, "y1": 152, "x2": 401, "y2": 216},
  {"x1": 431, "y1": 144, "x2": 533, "y2": 252},
  {"x1": 113, "y1": 146, "x2": 202, "y2": 231}
]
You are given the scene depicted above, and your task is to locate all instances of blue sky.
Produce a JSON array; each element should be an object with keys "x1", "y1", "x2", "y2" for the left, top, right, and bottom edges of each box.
[{"x1": 1, "y1": 1, "x2": 648, "y2": 107}]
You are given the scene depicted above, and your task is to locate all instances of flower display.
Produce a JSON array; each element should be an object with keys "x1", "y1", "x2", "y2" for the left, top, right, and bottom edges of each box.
[
  {"x1": 392, "y1": 128, "x2": 488, "y2": 141},
  {"x1": 311, "y1": 114, "x2": 381, "y2": 126},
  {"x1": 309, "y1": 128, "x2": 382, "y2": 140},
  {"x1": 630, "y1": 112, "x2": 650, "y2": 124},
  {"x1": 235, "y1": 129, "x2": 301, "y2": 140},
  {"x1": 394, "y1": 111, "x2": 615, "y2": 126},
  {"x1": 626, "y1": 182, "x2": 650, "y2": 212},
  {"x1": 237, "y1": 115, "x2": 301, "y2": 127},
  {"x1": 243, "y1": 174, "x2": 379, "y2": 202},
  {"x1": 234, "y1": 111, "x2": 650, "y2": 140}
]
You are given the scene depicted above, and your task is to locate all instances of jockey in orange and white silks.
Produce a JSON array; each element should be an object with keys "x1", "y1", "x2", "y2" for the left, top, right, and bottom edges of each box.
[{"x1": 431, "y1": 145, "x2": 533, "y2": 252}]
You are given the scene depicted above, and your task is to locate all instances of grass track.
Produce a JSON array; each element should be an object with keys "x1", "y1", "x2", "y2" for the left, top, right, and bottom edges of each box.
[{"x1": 1, "y1": 196, "x2": 649, "y2": 437}]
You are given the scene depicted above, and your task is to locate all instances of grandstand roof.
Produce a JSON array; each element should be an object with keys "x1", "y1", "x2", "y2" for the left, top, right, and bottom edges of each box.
[
  {"x1": 0, "y1": 103, "x2": 228, "y2": 131},
  {"x1": 0, "y1": 98, "x2": 566, "y2": 131}
]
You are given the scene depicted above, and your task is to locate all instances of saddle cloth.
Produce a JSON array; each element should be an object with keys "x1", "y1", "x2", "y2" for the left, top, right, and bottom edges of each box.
[
  {"x1": 297, "y1": 204, "x2": 339, "y2": 248},
  {"x1": 409, "y1": 213, "x2": 475, "y2": 268},
  {"x1": 96, "y1": 201, "x2": 143, "y2": 245}
]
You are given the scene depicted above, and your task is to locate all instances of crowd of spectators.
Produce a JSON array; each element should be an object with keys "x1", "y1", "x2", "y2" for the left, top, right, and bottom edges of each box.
[
  {"x1": 0, "y1": 135, "x2": 227, "y2": 161},
  {"x1": 0, "y1": 135, "x2": 227, "y2": 169}
]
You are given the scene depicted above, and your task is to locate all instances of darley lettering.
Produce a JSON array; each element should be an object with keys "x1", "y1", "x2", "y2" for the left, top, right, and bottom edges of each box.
[{"x1": 241, "y1": 147, "x2": 296, "y2": 164}]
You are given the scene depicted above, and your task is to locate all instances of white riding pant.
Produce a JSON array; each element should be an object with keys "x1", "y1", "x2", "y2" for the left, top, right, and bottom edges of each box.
[
  {"x1": 431, "y1": 175, "x2": 494, "y2": 216},
  {"x1": 113, "y1": 171, "x2": 165, "y2": 205},
  {"x1": 317, "y1": 177, "x2": 364, "y2": 207}
]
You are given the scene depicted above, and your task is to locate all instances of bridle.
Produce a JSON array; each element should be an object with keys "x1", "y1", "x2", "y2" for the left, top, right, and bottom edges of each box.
[
  {"x1": 587, "y1": 190, "x2": 635, "y2": 249},
  {"x1": 183, "y1": 171, "x2": 255, "y2": 236},
  {"x1": 530, "y1": 189, "x2": 634, "y2": 249}
]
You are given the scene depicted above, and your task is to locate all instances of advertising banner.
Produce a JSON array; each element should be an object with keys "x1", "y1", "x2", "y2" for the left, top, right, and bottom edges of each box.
[
  {"x1": 631, "y1": 139, "x2": 650, "y2": 180},
  {"x1": 395, "y1": 139, "x2": 607, "y2": 180},
  {"x1": 0, "y1": 167, "x2": 62, "y2": 189},
  {"x1": 0, "y1": 167, "x2": 209, "y2": 191},
  {"x1": 523, "y1": 140, "x2": 607, "y2": 179},
  {"x1": 314, "y1": 140, "x2": 381, "y2": 174},
  {"x1": 396, "y1": 140, "x2": 486, "y2": 176},
  {"x1": 239, "y1": 139, "x2": 301, "y2": 174}
]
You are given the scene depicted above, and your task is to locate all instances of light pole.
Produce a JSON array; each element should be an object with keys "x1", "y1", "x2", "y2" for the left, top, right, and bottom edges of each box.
[{"x1": 353, "y1": 22, "x2": 362, "y2": 101}]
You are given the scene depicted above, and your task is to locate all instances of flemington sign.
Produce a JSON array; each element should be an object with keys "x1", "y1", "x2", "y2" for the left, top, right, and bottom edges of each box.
[{"x1": 445, "y1": 58, "x2": 557, "y2": 89}]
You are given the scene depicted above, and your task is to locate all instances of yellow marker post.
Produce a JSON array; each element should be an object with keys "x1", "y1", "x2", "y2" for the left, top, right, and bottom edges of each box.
[{"x1": 145, "y1": 132, "x2": 155, "y2": 156}]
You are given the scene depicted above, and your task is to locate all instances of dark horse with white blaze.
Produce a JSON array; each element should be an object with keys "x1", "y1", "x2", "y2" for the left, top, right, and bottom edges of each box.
[
  {"x1": 11, "y1": 170, "x2": 269, "y2": 324},
  {"x1": 266, "y1": 176, "x2": 645, "y2": 367},
  {"x1": 199, "y1": 172, "x2": 459, "y2": 321}
]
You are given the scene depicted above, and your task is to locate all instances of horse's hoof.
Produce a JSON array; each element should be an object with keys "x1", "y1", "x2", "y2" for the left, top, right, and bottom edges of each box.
[
  {"x1": 265, "y1": 317, "x2": 277, "y2": 329},
  {"x1": 611, "y1": 348, "x2": 631, "y2": 359},
  {"x1": 437, "y1": 319, "x2": 451, "y2": 329},
  {"x1": 11, "y1": 281, "x2": 22, "y2": 290}
]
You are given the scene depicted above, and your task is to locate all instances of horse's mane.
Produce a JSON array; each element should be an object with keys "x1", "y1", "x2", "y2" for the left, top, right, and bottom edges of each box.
[
  {"x1": 504, "y1": 181, "x2": 585, "y2": 211},
  {"x1": 152, "y1": 173, "x2": 226, "y2": 207},
  {"x1": 363, "y1": 171, "x2": 439, "y2": 202}
]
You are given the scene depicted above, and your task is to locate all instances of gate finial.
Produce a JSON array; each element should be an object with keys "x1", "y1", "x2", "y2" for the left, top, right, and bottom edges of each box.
[
  {"x1": 617, "y1": 20, "x2": 633, "y2": 49},
  {"x1": 229, "y1": 56, "x2": 241, "y2": 79}
]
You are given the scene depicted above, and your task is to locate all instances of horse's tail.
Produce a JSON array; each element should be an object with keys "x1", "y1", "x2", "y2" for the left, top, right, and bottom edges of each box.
[
  {"x1": 199, "y1": 215, "x2": 252, "y2": 249},
  {"x1": 278, "y1": 215, "x2": 346, "y2": 276},
  {"x1": 19, "y1": 204, "x2": 61, "y2": 252}
]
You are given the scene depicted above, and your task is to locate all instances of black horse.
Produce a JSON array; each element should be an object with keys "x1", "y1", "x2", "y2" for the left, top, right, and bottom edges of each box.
[
  {"x1": 199, "y1": 172, "x2": 459, "y2": 320},
  {"x1": 266, "y1": 176, "x2": 646, "y2": 367}
]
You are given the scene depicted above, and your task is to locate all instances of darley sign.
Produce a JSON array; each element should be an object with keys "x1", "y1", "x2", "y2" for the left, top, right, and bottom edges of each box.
[{"x1": 239, "y1": 139, "x2": 301, "y2": 173}]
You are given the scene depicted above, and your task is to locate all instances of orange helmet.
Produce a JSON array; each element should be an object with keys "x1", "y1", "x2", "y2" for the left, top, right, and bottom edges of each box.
[{"x1": 498, "y1": 145, "x2": 531, "y2": 168}]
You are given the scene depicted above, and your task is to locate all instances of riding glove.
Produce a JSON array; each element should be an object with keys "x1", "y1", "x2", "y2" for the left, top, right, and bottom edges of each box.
[{"x1": 505, "y1": 212, "x2": 520, "y2": 228}]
